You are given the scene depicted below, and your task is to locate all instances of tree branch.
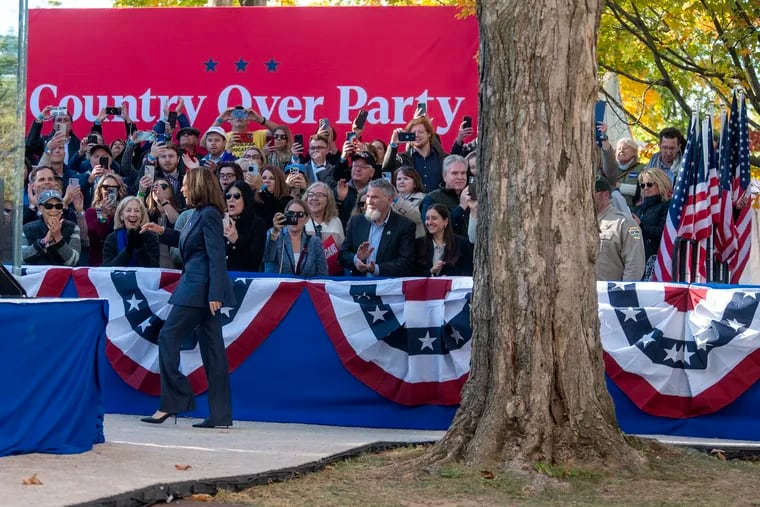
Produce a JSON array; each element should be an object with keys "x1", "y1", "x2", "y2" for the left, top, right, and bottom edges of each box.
[{"x1": 600, "y1": 88, "x2": 659, "y2": 138}]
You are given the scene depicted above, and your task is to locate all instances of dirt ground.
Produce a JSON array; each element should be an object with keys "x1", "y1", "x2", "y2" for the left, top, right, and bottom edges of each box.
[{"x1": 178, "y1": 444, "x2": 760, "y2": 507}]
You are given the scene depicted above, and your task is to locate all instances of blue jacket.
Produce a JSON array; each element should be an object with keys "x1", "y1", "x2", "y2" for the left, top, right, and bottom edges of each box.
[
  {"x1": 160, "y1": 205, "x2": 235, "y2": 307},
  {"x1": 263, "y1": 228, "x2": 328, "y2": 277}
]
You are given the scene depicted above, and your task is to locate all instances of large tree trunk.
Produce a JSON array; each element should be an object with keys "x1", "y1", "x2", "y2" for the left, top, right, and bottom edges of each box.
[{"x1": 423, "y1": 0, "x2": 640, "y2": 469}]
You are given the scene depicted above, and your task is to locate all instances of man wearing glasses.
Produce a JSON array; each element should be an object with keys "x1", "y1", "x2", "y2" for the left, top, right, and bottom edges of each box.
[
  {"x1": 21, "y1": 189, "x2": 82, "y2": 266},
  {"x1": 305, "y1": 134, "x2": 336, "y2": 186},
  {"x1": 335, "y1": 151, "x2": 378, "y2": 227},
  {"x1": 646, "y1": 127, "x2": 684, "y2": 182}
]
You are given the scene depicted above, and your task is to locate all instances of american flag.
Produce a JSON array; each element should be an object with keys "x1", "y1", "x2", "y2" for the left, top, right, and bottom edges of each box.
[
  {"x1": 728, "y1": 92, "x2": 753, "y2": 283},
  {"x1": 714, "y1": 108, "x2": 739, "y2": 264},
  {"x1": 653, "y1": 113, "x2": 711, "y2": 282}
]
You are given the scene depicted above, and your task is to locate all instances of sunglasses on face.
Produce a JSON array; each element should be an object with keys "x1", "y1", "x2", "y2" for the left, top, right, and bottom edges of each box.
[
  {"x1": 43, "y1": 202, "x2": 64, "y2": 210},
  {"x1": 153, "y1": 183, "x2": 169, "y2": 190},
  {"x1": 640, "y1": 182, "x2": 656, "y2": 189},
  {"x1": 273, "y1": 134, "x2": 288, "y2": 140},
  {"x1": 102, "y1": 185, "x2": 120, "y2": 191},
  {"x1": 287, "y1": 211, "x2": 306, "y2": 218},
  {"x1": 225, "y1": 192, "x2": 242, "y2": 200}
]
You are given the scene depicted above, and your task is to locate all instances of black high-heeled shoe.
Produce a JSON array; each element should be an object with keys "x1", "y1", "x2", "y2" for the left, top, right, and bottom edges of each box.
[
  {"x1": 192, "y1": 419, "x2": 230, "y2": 429},
  {"x1": 140, "y1": 412, "x2": 177, "y2": 424}
]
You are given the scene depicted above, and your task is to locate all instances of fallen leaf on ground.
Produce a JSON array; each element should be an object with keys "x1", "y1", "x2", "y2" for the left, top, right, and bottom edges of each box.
[
  {"x1": 175, "y1": 464, "x2": 193, "y2": 471},
  {"x1": 480, "y1": 470, "x2": 495, "y2": 479},
  {"x1": 711, "y1": 449, "x2": 727, "y2": 461},
  {"x1": 190, "y1": 493, "x2": 213, "y2": 501},
  {"x1": 22, "y1": 473, "x2": 43, "y2": 485}
]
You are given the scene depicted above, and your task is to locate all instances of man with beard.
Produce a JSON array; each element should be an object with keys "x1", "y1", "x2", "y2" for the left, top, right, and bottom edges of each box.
[{"x1": 339, "y1": 178, "x2": 416, "y2": 277}]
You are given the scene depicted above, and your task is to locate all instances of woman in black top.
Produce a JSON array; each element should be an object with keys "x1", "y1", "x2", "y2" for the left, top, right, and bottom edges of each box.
[
  {"x1": 416, "y1": 203, "x2": 473, "y2": 277},
  {"x1": 224, "y1": 180, "x2": 266, "y2": 272}
]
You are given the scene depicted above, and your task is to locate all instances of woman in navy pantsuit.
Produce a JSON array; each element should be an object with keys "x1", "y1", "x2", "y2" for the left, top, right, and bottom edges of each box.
[{"x1": 140, "y1": 167, "x2": 235, "y2": 428}]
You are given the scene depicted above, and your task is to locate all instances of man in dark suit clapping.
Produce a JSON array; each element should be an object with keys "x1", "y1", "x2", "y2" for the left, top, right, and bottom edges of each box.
[{"x1": 339, "y1": 178, "x2": 416, "y2": 277}]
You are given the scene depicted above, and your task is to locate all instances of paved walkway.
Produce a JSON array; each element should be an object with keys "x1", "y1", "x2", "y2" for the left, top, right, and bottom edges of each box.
[{"x1": 1, "y1": 414, "x2": 445, "y2": 507}]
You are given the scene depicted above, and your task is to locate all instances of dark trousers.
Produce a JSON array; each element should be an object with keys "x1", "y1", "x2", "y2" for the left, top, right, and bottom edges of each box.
[{"x1": 158, "y1": 304, "x2": 232, "y2": 425}]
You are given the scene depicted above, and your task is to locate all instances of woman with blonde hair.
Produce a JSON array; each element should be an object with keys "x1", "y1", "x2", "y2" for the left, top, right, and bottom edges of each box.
[
  {"x1": 634, "y1": 168, "x2": 672, "y2": 279},
  {"x1": 102, "y1": 196, "x2": 159, "y2": 267},
  {"x1": 304, "y1": 181, "x2": 344, "y2": 247},
  {"x1": 85, "y1": 173, "x2": 128, "y2": 266}
]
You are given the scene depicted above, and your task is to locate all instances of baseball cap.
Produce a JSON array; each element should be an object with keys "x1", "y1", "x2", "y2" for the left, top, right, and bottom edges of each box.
[
  {"x1": 88, "y1": 144, "x2": 112, "y2": 157},
  {"x1": 205, "y1": 126, "x2": 227, "y2": 140},
  {"x1": 352, "y1": 151, "x2": 377, "y2": 168},
  {"x1": 38, "y1": 189, "x2": 63, "y2": 205},
  {"x1": 176, "y1": 127, "x2": 201, "y2": 139},
  {"x1": 594, "y1": 178, "x2": 612, "y2": 193}
]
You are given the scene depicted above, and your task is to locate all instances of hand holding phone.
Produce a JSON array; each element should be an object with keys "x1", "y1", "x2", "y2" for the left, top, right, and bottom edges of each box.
[
  {"x1": 167, "y1": 111, "x2": 178, "y2": 129},
  {"x1": 144, "y1": 165, "x2": 155, "y2": 181},
  {"x1": 462, "y1": 116, "x2": 472, "y2": 130},
  {"x1": 99, "y1": 156, "x2": 109, "y2": 170},
  {"x1": 294, "y1": 134, "x2": 304, "y2": 147},
  {"x1": 398, "y1": 132, "x2": 416, "y2": 142},
  {"x1": 353, "y1": 109, "x2": 368, "y2": 130},
  {"x1": 105, "y1": 106, "x2": 122, "y2": 116}
]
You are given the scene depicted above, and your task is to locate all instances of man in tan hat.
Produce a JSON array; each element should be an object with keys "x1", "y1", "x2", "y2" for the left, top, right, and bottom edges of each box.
[{"x1": 594, "y1": 178, "x2": 645, "y2": 281}]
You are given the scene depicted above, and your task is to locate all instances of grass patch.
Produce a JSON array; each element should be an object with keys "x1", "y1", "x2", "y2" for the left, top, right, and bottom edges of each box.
[{"x1": 210, "y1": 445, "x2": 760, "y2": 507}]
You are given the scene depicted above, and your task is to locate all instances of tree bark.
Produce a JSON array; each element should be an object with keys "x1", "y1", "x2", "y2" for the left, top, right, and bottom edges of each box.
[{"x1": 422, "y1": 0, "x2": 641, "y2": 470}]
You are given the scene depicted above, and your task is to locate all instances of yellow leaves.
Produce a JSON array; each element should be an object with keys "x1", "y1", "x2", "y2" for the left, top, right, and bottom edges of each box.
[
  {"x1": 22, "y1": 473, "x2": 43, "y2": 485},
  {"x1": 175, "y1": 464, "x2": 193, "y2": 470}
]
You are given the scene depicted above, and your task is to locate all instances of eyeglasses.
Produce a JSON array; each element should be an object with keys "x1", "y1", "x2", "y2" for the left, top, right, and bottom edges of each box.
[
  {"x1": 153, "y1": 183, "x2": 169, "y2": 190},
  {"x1": 639, "y1": 182, "x2": 656, "y2": 189},
  {"x1": 273, "y1": 134, "x2": 288, "y2": 140},
  {"x1": 42, "y1": 202, "x2": 64, "y2": 210},
  {"x1": 225, "y1": 192, "x2": 242, "y2": 200},
  {"x1": 307, "y1": 192, "x2": 327, "y2": 199},
  {"x1": 220, "y1": 172, "x2": 236, "y2": 179},
  {"x1": 353, "y1": 164, "x2": 372, "y2": 171},
  {"x1": 287, "y1": 211, "x2": 306, "y2": 218},
  {"x1": 309, "y1": 145, "x2": 327, "y2": 151},
  {"x1": 102, "y1": 184, "x2": 120, "y2": 190}
]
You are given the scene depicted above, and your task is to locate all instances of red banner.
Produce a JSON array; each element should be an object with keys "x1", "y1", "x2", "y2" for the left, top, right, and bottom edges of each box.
[{"x1": 27, "y1": 7, "x2": 478, "y2": 148}]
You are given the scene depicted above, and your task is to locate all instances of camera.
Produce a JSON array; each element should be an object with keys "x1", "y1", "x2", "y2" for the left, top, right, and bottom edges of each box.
[
  {"x1": 398, "y1": 132, "x2": 416, "y2": 142},
  {"x1": 87, "y1": 134, "x2": 98, "y2": 144},
  {"x1": 283, "y1": 211, "x2": 300, "y2": 226},
  {"x1": 231, "y1": 108, "x2": 248, "y2": 120},
  {"x1": 105, "y1": 107, "x2": 122, "y2": 116}
]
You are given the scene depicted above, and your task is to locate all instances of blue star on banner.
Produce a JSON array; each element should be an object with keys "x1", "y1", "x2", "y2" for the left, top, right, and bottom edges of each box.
[
  {"x1": 234, "y1": 58, "x2": 249, "y2": 72},
  {"x1": 204, "y1": 58, "x2": 218, "y2": 72},
  {"x1": 265, "y1": 57, "x2": 280, "y2": 72}
]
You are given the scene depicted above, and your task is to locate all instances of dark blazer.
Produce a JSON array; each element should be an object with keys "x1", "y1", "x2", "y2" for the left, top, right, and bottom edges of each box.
[
  {"x1": 415, "y1": 235, "x2": 473, "y2": 277},
  {"x1": 160, "y1": 205, "x2": 235, "y2": 308},
  {"x1": 102, "y1": 228, "x2": 160, "y2": 268},
  {"x1": 339, "y1": 210, "x2": 416, "y2": 277}
]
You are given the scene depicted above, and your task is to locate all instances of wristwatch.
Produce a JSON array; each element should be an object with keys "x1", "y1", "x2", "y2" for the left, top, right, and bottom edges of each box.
[{"x1": 39, "y1": 238, "x2": 47, "y2": 249}]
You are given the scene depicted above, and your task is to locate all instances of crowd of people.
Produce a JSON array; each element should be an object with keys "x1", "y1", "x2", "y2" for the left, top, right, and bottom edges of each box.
[
  {"x1": 17, "y1": 102, "x2": 477, "y2": 278},
  {"x1": 594, "y1": 123, "x2": 693, "y2": 282}
]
